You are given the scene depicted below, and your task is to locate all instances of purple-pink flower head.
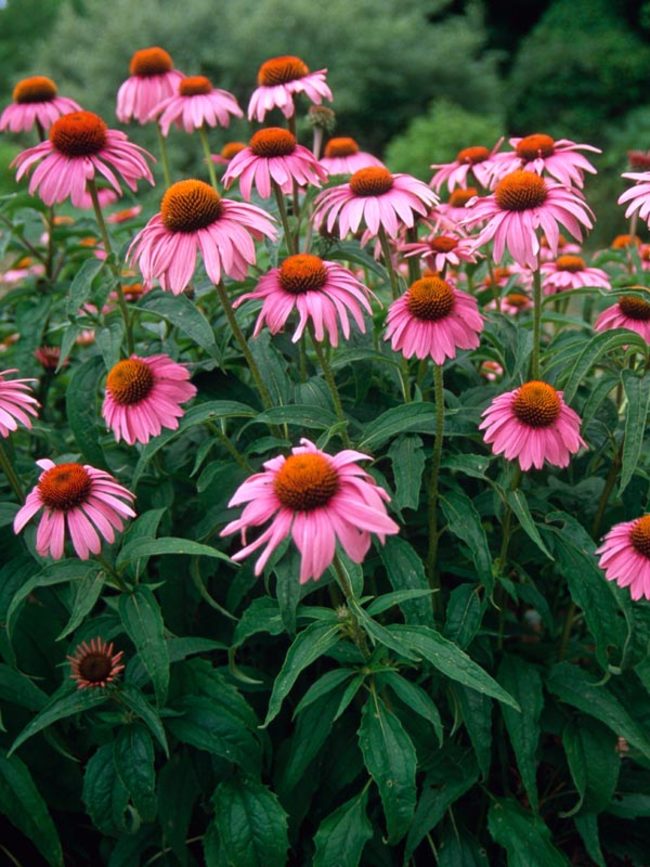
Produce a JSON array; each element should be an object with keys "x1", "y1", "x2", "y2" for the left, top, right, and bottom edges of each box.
[
  {"x1": 491, "y1": 133, "x2": 600, "y2": 189},
  {"x1": 597, "y1": 515, "x2": 650, "y2": 601},
  {"x1": 0, "y1": 75, "x2": 81, "y2": 134},
  {"x1": 150, "y1": 75, "x2": 243, "y2": 135},
  {"x1": 248, "y1": 55, "x2": 332, "y2": 123},
  {"x1": 116, "y1": 46, "x2": 184, "y2": 125},
  {"x1": 0, "y1": 369, "x2": 39, "y2": 436},
  {"x1": 595, "y1": 293, "x2": 650, "y2": 343},
  {"x1": 221, "y1": 438, "x2": 399, "y2": 584}
]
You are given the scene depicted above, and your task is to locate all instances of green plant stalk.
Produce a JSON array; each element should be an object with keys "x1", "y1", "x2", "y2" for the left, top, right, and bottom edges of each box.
[
  {"x1": 405, "y1": 227, "x2": 421, "y2": 285},
  {"x1": 0, "y1": 440, "x2": 24, "y2": 501},
  {"x1": 308, "y1": 323, "x2": 352, "y2": 447},
  {"x1": 531, "y1": 264, "x2": 542, "y2": 380},
  {"x1": 378, "y1": 225, "x2": 400, "y2": 300},
  {"x1": 272, "y1": 181, "x2": 298, "y2": 255},
  {"x1": 332, "y1": 553, "x2": 370, "y2": 659},
  {"x1": 155, "y1": 123, "x2": 172, "y2": 188},
  {"x1": 426, "y1": 363, "x2": 445, "y2": 595},
  {"x1": 496, "y1": 465, "x2": 522, "y2": 649},
  {"x1": 198, "y1": 125, "x2": 218, "y2": 189},
  {"x1": 206, "y1": 421, "x2": 253, "y2": 472}
]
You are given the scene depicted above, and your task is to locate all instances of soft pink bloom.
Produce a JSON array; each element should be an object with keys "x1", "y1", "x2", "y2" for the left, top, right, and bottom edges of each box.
[
  {"x1": 487, "y1": 291, "x2": 533, "y2": 316},
  {"x1": 107, "y1": 204, "x2": 143, "y2": 224},
  {"x1": 0, "y1": 259, "x2": 45, "y2": 285},
  {"x1": 34, "y1": 346, "x2": 66, "y2": 370},
  {"x1": 76, "y1": 187, "x2": 120, "y2": 210},
  {"x1": 539, "y1": 233, "x2": 582, "y2": 263},
  {"x1": 480, "y1": 381, "x2": 585, "y2": 471},
  {"x1": 463, "y1": 170, "x2": 593, "y2": 270},
  {"x1": 0, "y1": 76, "x2": 81, "y2": 134},
  {"x1": 541, "y1": 254, "x2": 611, "y2": 295},
  {"x1": 14, "y1": 459, "x2": 136, "y2": 560},
  {"x1": 320, "y1": 137, "x2": 383, "y2": 175},
  {"x1": 150, "y1": 75, "x2": 243, "y2": 134},
  {"x1": 234, "y1": 253, "x2": 373, "y2": 346},
  {"x1": 128, "y1": 178, "x2": 277, "y2": 294},
  {"x1": 212, "y1": 142, "x2": 247, "y2": 166},
  {"x1": 313, "y1": 167, "x2": 437, "y2": 239},
  {"x1": 401, "y1": 232, "x2": 477, "y2": 273},
  {"x1": 434, "y1": 187, "x2": 482, "y2": 226},
  {"x1": 595, "y1": 295, "x2": 650, "y2": 342},
  {"x1": 618, "y1": 172, "x2": 650, "y2": 227},
  {"x1": 68, "y1": 637, "x2": 125, "y2": 689},
  {"x1": 0, "y1": 369, "x2": 39, "y2": 436},
  {"x1": 12, "y1": 111, "x2": 154, "y2": 207},
  {"x1": 221, "y1": 438, "x2": 399, "y2": 584},
  {"x1": 223, "y1": 128, "x2": 327, "y2": 200},
  {"x1": 480, "y1": 360, "x2": 504, "y2": 381},
  {"x1": 430, "y1": 142, "x2": 502, "y2": 193},
  {"x1": 103, "y1": 354, "x2": 197, "y2": 445},
  {"x1": 490, "y1": 134, "x2": 600, "y2": 188},
  {"x1": 248, "y1": 55, "x2": 332, "y2": 123},
  {"x1": 75, "y1": 329, "x2": 96, "y2": 347},
  {"x1": 384, "y1": 275, "x2": 483, "y2": 363},
  {"x1": 116, "y1": 46, "x2": 184, "y2": 125},
  {"x1": 597, "y1": 516, "x2": 650, "y2": 601}
]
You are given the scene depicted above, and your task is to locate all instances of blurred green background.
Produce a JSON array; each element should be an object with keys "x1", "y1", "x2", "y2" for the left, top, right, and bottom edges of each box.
[{"x1": 2, "y1": 0, "x2": 650, "y2": 242}]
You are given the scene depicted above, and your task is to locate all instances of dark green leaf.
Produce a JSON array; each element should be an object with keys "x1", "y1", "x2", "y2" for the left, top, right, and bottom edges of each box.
[
  {"x1": 57, "y1": 567, "x2": 105, "y2": 639},
  {"x1": 562, "y1": 719, "x2": 619, "y2": 816},
  {"x1": 232, "y1": 597, "x2": 285, "y2": 648},
  {"x1": 66, "y1": 257, "x2": 104, "y2": 316},
  {"x1": 507, "y1": 490, "x2": 553, "y2": 560},
  {"x1": 388, "y1": 435, "x2": 425, "y2": 511},
  {"x1": 455, "y1": 686, "x2": 492, "y2": 779},
  {"x1": 0, "y1": 664, "x2": 48, "y2": 711},
  {"x1": 65, "y1": 355, "x2": 106, "y2": 467},
  {"x1": 119, "y1": 684, "x2": 169, "y2": 756},
  {"x1": 381, "y1": 671, "x2": 443, "y2": 744},
  {"x1": 313, "y1": 788, "x2": 373, "y2": 867},
  {"x1": 441, "y1": 491, "x2": 493, "y2": 592},
  {"x1": 117, "y1": 536, "x2": 230, "y2": 569},
  {"x1": 139, "y1": 289, "x2": 219, "y2": 357},
  {"x1": 9, "y1": 687, "x2": 108, "y2": 756},
  {"x1": 562, "y1": 329, "x2": 648, "y2": 403},
  {"x1": 619, "y1": 368, "x2": 650, "y2": 494},
  {"x1": 444, "y1": 584, "x2": 486, "y2": 649},
  {"x1": 488, "y1": 799, "x2": 569, "y2": 867},
  {"x1": 574, "y1": 813, "x2": 606, "y2": 867},
  {"x1": 82, "y1": 744, "x2": 129, "y2": 836},
  {"x1": 358, "y1": 402, "x2": 436, "y2": 451},
  {"x1": 254, "y1": 404, "x2": 338, "y2": 430},
  {"x1": 119, "y1": 586, "x2": 169, "y2": 705},
  {"x1": 380, "y1": 537, "x2": 434, "y2": 626},
  {"x1": 113, "y1": 725, "x2": 157, "y2": 822}
]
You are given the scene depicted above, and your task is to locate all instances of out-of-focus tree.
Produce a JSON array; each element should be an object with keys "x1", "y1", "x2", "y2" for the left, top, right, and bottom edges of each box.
[{"x1": 0, "y1": 0, "x2": 64, "y2": 97}]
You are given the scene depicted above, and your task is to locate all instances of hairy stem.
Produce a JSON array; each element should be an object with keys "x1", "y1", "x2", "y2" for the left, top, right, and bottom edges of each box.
[
  {"x1": 273, "y1": 181, "x2": 298, "y2": 255},
  {"x1": 309, "y1": 323, "x2": 352, "y2": 447},
  {"x1": 199, "y1": 125, "x2": 218, "y2": 189}
]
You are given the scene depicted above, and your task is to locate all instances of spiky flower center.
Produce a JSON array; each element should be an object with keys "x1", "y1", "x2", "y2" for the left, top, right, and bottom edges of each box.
[
  {"x1": 161, "y1": 179, "x2": 222, "y2": 232},
  {"x1": 130, "y1": 47, "x2": 174, "y2": 77},
  {"x1": 448, "y1": 187, "x2": 477, "y2": 208},
  {"x1": 495, "y1": 170, "x2": 547, "y2": 212},
  {"x1": 429, "y1": 235, "x2": 457, "y2": 253},
  {"x1": 406, "y1": 277, "x2": 455, "y2": 321},
  {"x1": 39, "y1": 463, "x2": 92, "y2": 511},
  {"x1": 556, "y1": 255, "x2": 585, "y2": 272},
  {"x1": 249, "y1": 128, "x2": 296, "y2": 158},
  {"x1": 257, "y1": 55, "x2": 310, "y2": 87},
  {"x1": 513, "y1": 381, "x2": 561, "y2": 428},
  {"x1": 50, "y1": 111, "x2": 107, "y2": 157},
  {"x1": 349, "y1": 167, "x2": 393, "y2": 197},
  {"x1": 274, "y1": 453, "x2": 339, "y2": 511},
  {"x1": 279, "y1": 254, "x2": 328, "y2": 294},
  {"x1": 78, "y1": 652, "x2": 113, "y2": 683},
  {"x1": 325, "y1": 137, "x2": 359, "y2": 158},
  {"x1": 13, "y1": 76, "x2": 57, "y2": 104},
  {"x1": 631, "y1": 515, "x2": 650, "y2": 558},
  {"x1": 179, "y1": 75, "x2": 213, "y2": 96},
  {"x1": 619, "y1": 295, "x2": 650, "y2": 321},
  {"x1": 456, "y1": 146, "x2": 490, "y2": 165},
  {"x1": 221, "y1": 141, "x2": 246, "y2": 160},
  {"x1": 612, "y1": 234, "x2": 640, "y2": 249},
  {"x1": 506, "y1": 292, "x2": 530, "y2": 309},
  {"x1": 107, "y1": 358, "x2": 155, "y2": 405},
  {"x1": 516, "y1": 134, "x2": 555, "y2": 161}
]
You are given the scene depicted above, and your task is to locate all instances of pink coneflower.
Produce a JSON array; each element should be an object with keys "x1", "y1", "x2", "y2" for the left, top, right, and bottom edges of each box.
[
  {"x1": 68, "y1": 637, "x2": 124, "y2": 689},
  {"x1": 212, "y1": 141, "x2": 247, "y2": 166},
  {"x1": 597, "y1": 515, "x2": 650, "y2": 601},
  {"x1": 595, "y1": 294, "x2": 650, "y2": 342},
  {"x1": 128, "y1": 179, "x2": 276, "y2": 294},
  {"x1": 116, "y1": 46, "x2": 183, "y2": 125},
  {"x1": 479, "y1": 381, "x2": 585, "y2": 471},
  {"x1": 463, "y1": 170, "x2": 593, "y2": 270},
  {"x1": 12, "y1": 111, "x2": 154, "y2": 207},
  {"x1": 480, "y1": 360, "x2": 504, "y2": 381},
  {"x1": 489, "y1": 291, "x2": 533, "y2": 315},
  {"x1": 0, "y1": 76, "x2": 81, "y2": 134},
  {"x1": 14, "y1": 459, "x2": 136, "y2": 560},
  {"x1": 430, "y1": 143, "x2": 501, "y2": 193},
  {"x1": 491, "y1": 134, "x2": 600, "y2": 188},
  {"x1": 75, "y1": 329, "x2": 96, "y2": 347},
  {"x1": 248, "y1": 55, "x2": 332, "y2": 123},
  {"x1": 618, "y1": 172, "x2": 650, "y2": 227},
  {"x1": 541, "y1": 254, "x2": 611, "y2": 295},
  {"x1": 76, "y1": 187, "x2": 119, "y2": 211},
  {"x1": 103, "y1": 354, "x2": 197, "y2": 445},
  {"x1": 0, "y1": 369, "x2": 39, "y2": 436},
  {"x1": 435, "y1": 187, "x2": 481, "y2": 225},
  {"x1": 34, "y1": 346, "x2": 66, "y2": 370},
  {"x1": 320, "y1": 137, "x2": 383, "y2": 175},
  {"x1": 313, "y1": 167, "x2": 437, "y2": 239},
  {"x1": 539, "y1": 232, "x2": 582, "y2": 263},
  {"x1": 384, "y1": 276, "x2": 483, "y2": 363},
  {"x1": 234, "y1": 253, "x2": 373, "y2": 346},
  {"x1": 223, "y1": 128, "x2": 327, "y2": 200},
  {"x1": 150, "y1": 75, "x2": 243, "y2": 134},
  {"x1": 402, "y1": 232, "x2": 477, "y2": 273},
  {"x1": 221, "y1": 438, "x2": 399, "y2": 583},
  {"x1": 107, "y1": 204, "x2": 143, "y2": 224},
  {"x1": 0, "y1": 257, "x2": 45, "y2": 285},
  {"x1": 611, "y1": 234, "x2": 641, "y2": 250}
]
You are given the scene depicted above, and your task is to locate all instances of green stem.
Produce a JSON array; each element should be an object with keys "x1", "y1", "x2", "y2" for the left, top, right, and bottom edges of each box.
[
  {"x1": 426, "y1": 363, "x2": 445, "y2": 595},
  {"x1": 558, "y1": 601, "x2": 577, "y2": 661},
  {"x1": 309, "y1": 323, "x2": 352, "y2": 447},
  {"x1": 0, "y1": 440, "x2": 24, "y2": 501},
  {"x1": 378, "y1": 226, "x2": 400, "y2": 300},
  {"x1": 45, "y1": 206, "x2": 55, "y2": 283},
  {"x1": 155, "y1": 124, "x2": 172, "y2": 188},
  {"x1": 591, "y1": 449, "x2": 621, "y2": 538},
  {"x1": 198, "y1": 125, "x2": 218, "y2": 189},
  {"x1": 273, "y1": 181, "x2": 297, "y2": 255},
  {"x1": 97, "y1": 554, "x2": 130, "y2": 592},
  {"x1": 87, "y1": 179, "x2": 134, "y2": 354},
  {"x1": 332, "y1": 553, "x2": 371, "y2": 659},
  {"x1": 531, "y1": 264, "x2": 542, "y2": 380},
  {"x1": 405, "y1": 227, "x2": 420, "y2": 285},
  {"x1": 207, "y1": 421, "x2": 253, "y2": 472},
  {"x1": 486, "y1": 256, "x2": 501, "y2": 311}
]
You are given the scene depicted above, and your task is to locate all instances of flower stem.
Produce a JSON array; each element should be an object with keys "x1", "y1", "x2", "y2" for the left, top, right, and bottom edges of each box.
[
  {"x1": 312, "y1": 126, "x2": 324, "y2": 160},
  {"x1": 272, "y1": 181, "x2": 297, "y2": 255},
  {"x1": 88, "y1": 180, "x2": 134, "y2": 354},
  {"x1": 332, "y1": 553, "x2": 371, "y2": 659},
  {"x1": 405, "y1": 227, "x2": 421, "y2": 285},
  {"x1": 378, "y1": 226, "x2": 400, "y2": 300},
  {"x1": 309, "y1": 323, "x2": 352, "y2": 447},
  {"x1": 155, "y1": 124, "x2": 172, "y2": 188},
  {"x1": 199, "y1": 125, "x2": 218, "y2": 189},
  {"x1": 0, "y1": 439, "x2": 24, "y2": 501},
  {"x1": 426, "y1": 363, "x2": 445, "y2": 594},
  {"x1": 207, "y1": 421, "x2": 253, "y2": 472},
  {"x1": 531, "y1": 264, "x2": 542, "y2": 380}
]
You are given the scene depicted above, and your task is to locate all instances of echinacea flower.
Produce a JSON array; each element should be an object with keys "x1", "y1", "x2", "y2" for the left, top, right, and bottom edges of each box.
[
  {"x1": 116, "y1": 46, "x2": 183, "y2": 125},
  {"x1": 595, "y1": 294, "x2": 650, "y2": 342},
  {"x1": 491, "y1": 134, "x2": 600, "y2": 188},
  {"x1": 14, "y1": 459, "x2": 136, "y2": 560},
  {"x1": 539, "y1": 232, "x2": 582, "y2": 262},
  {"x1": 618, "y1": 172, "x2": 650, "y2": 227},
  {"x1": 128, "y1": 178, "x2": 276, "y2": 294},
  {"x1": 436, "y1": 187, "x2": 481, "y2": 225},
  {"x1": 430, "y1": 143, "x2": 501, "y2": 193},
  {"x1": 402, "y1": 232, "x2": 477, "y2": 273},
  {"x1": 479, "y1": 381, "x2": 585, "y2": 471},
  {"x1": 463, "y1": 170, "x2": 593, "y2": 270},
  {"x1": 34, "y1": 346, "x2": 66, "y2": 370},
  {"x1": 107, "y1": 204, "x2": 143, "y2": 224},
  {"x1": 0, "y1": 369, "x2": 39, "y2": 436},
  {"x1": 150, "y1": 75, "x2": 243, "y2": 134},
  {"x1": 248, "y1": 55, "x2": 332, "y2": 123},
  {"x1": 221, "y1": 438, "x2": 399, "y2": 583},
  {"x1": 223, "y1": 128, "x2": 327, "y2": 200},
  {"x1": 0, "y1": 76, "x2": 81, "y2": 134},
  {"x1": 541, "y1": 254, "x2": 610, "y2": 295},
  {"x1": 384, "y1": 276, "x2": 484, "y2": 363},
  {"x1": 491, "y1": 291, "x2": 533, "y2": 315},
  {"x1": 12, "y1": 111, "x2": 154, "y2": 207},
  {"x1": 313, "y1": 167, "x2": 437, "y2": 239},
  {"x1": 234, "y1": 253, "x2": 373, "y2": 346},
  {"x1": 611, "y1": 234, "x2": 641, "y2": 250},
  {"x1": 320, "y1": 137, "x2": 383, "y2": 175},
  {"x1": 597, "y1": 515, "x2": 650, "y2": 601},
  {"x1": 68, "y1": 637, "x2": 125, "y2": 689},
  {"x1": 212, "y1": 141, "x2": 247, "y2": 166},
  {"x1": 0, "y1": 257, "x2": 45, "y2": 285},
  {"x1": 480, "y1": 360, "x2": 504, "y2": 381}
]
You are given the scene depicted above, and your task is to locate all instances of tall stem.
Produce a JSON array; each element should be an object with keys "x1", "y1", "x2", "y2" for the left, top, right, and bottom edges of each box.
[
  {"x1": 426, "y1": 363, "x2": 445, "y2": 595},
  {"x1": 405, "y1": 227, "x2": 420, "y2": 285},
  {"x1": 87, "y1": 180, "x2": 133, "y2": 354},
  {"x1": 199, "y1": 125, "x2": 218, "y2": 189},
  {"x1": 155, "y1": 124, "x2": 172, "y2": 188},
  {"x1": 378, "y1": 226, "x2": 400, "y2": 300},
  {"x1": 309, "y1": 323, "x2": 352, "y2": 448},
  {"x1": 312, "y1": 127, "x2": 324, "y2": 160},
  {"x1": 531, "y1": 264, "x2": 542, "y2": 380},
  {"x1": 272, "y1": 181, "x2": 297, "y2": 255},
  {"x1": 0, "y1": 440, "x2": 24, "y2": 501}
]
